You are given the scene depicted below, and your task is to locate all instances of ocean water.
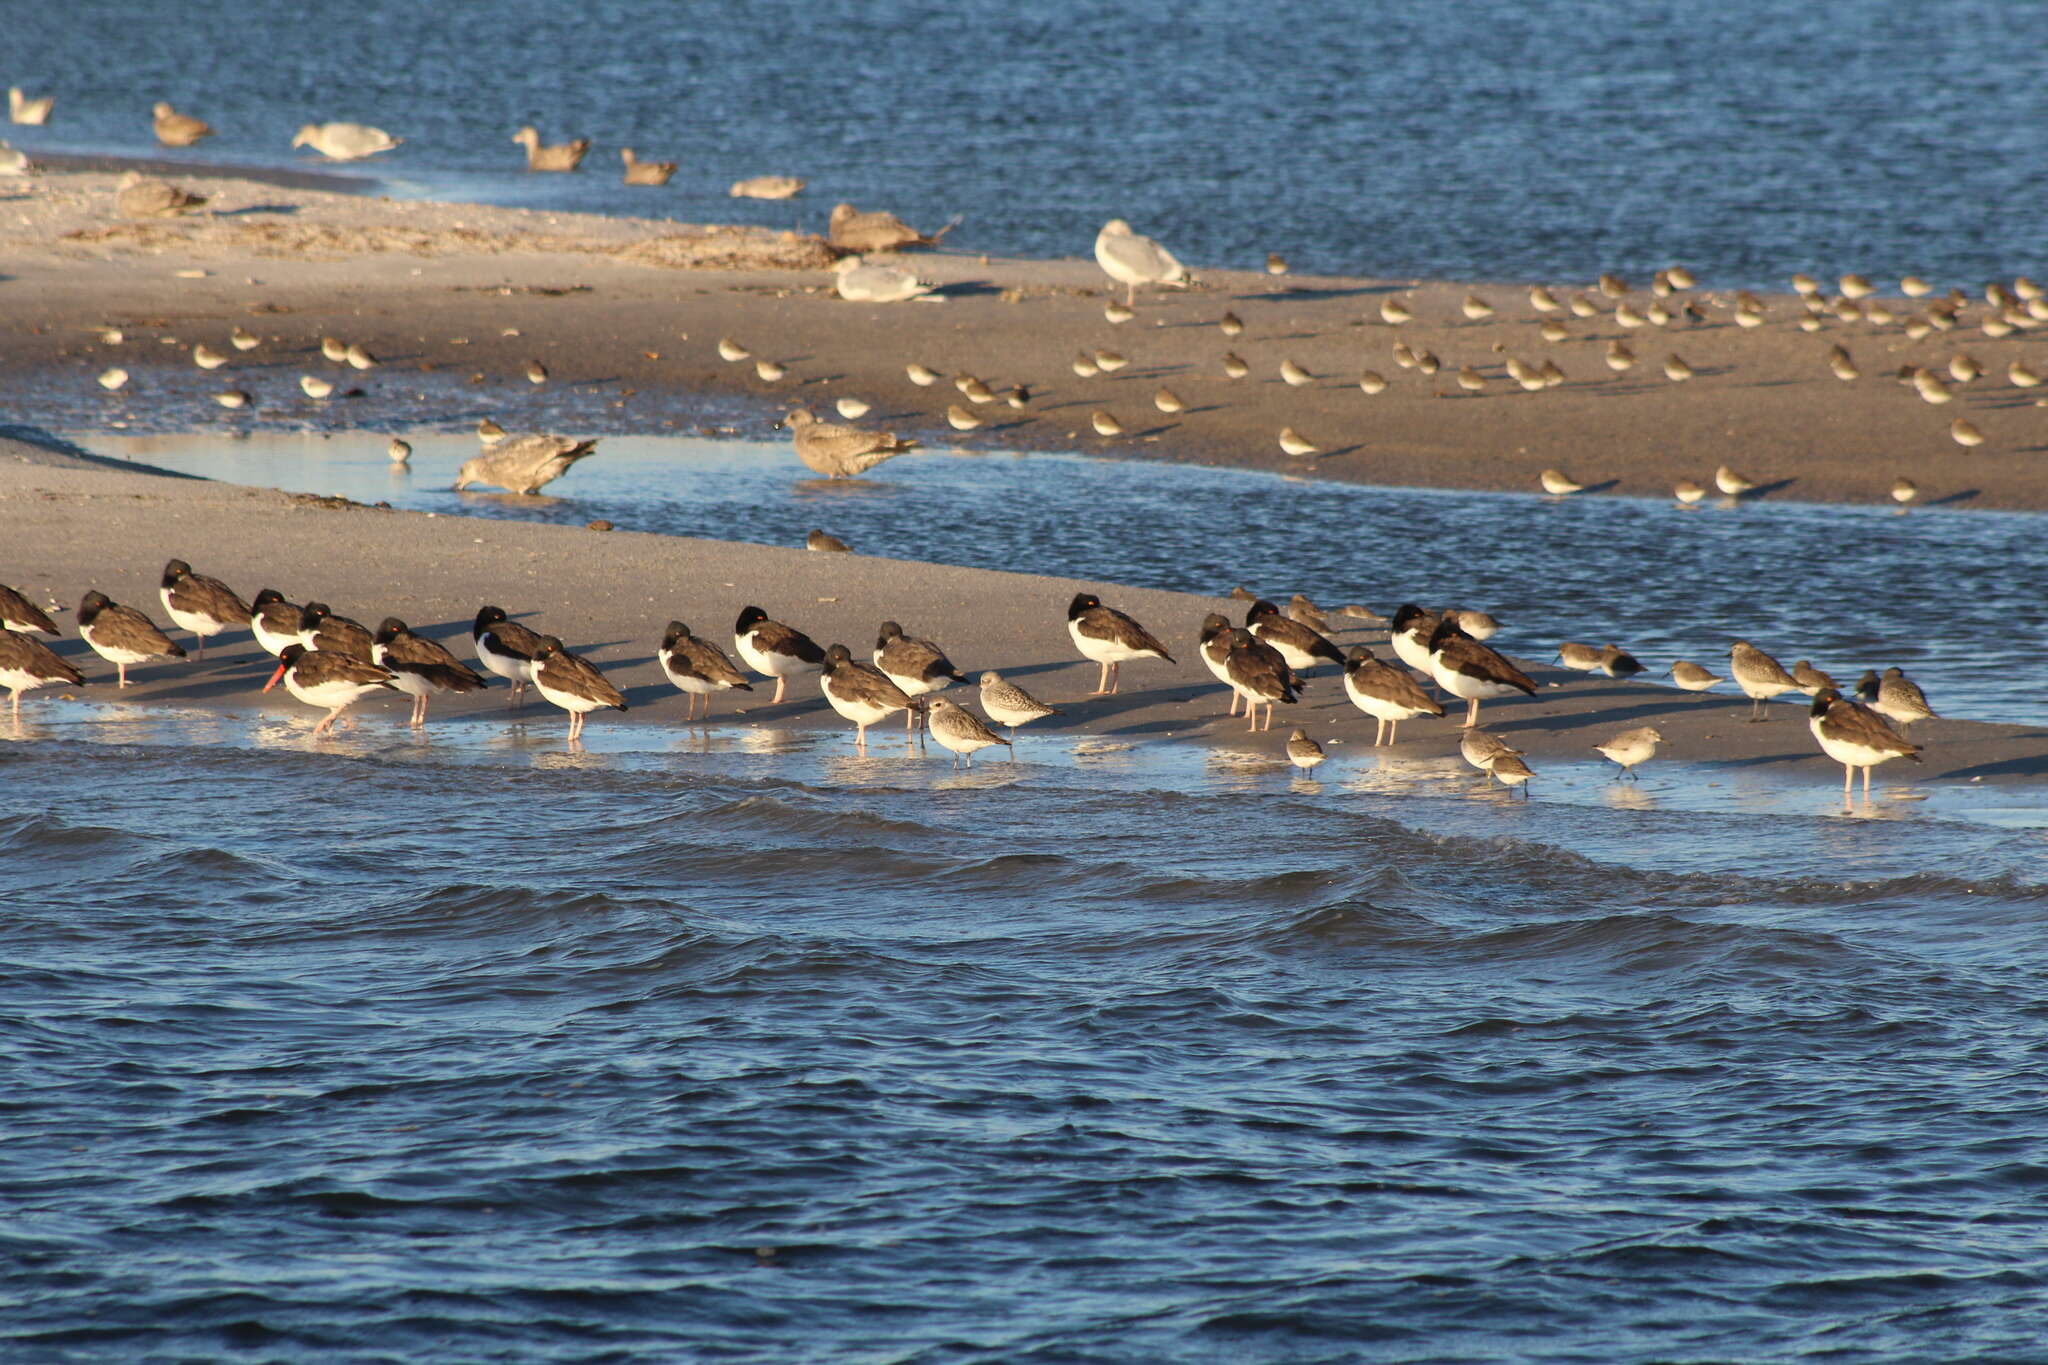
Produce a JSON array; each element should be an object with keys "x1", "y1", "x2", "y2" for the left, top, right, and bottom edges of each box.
[
  {"x1": 85, "y1": 427, "x2": 2048, "y2": 727},
  {"x1": 11, "y1": 0, "x2": 2048, "y2": 288},
  {"x1": 4, "y1": 704, "x2": 2046, "y2": 1361}
]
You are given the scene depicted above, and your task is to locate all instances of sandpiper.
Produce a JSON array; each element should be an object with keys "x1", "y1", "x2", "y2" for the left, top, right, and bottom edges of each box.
[
  {"x1": 754, "y1": 359, "x2": 785, "y2": 382},
  {"x1": 657, "y1": 621, "x2": 753, "y2": 721},
  {"x1": 1857, "y1": 667, "x2": 1937, "y2": 733},
  {"x1": 1093, "y1": 349, "x2": 1128, "y2": 372},
  {"x1": 1809, "y1": 687, "x2": 1920, "y2": 801},
  {"x1": 192, "y1": 342, "x2": 227, "y2": 370},
  {"x1": 1287, "y1": 594, "x2": 1332, "y2": 634},
  {"x1": 348, "y1": 344, "x2": 378, "y2": 371},
  {"x1": 1593, "y1": 725, "x2": 1663, "y2": 780},
  {"x1": 98, "y1": 368, "x2": 129, "y2": 391},
  {"x1": 1219, "y1": 312, "x2": 1244, "y2": 337},
  {"x1": 1530, "y1": 286, "x2": 1562, "y2": 313},
  {"x1": 1595, "y1": 645, "x2": 1645, "y2": 679},
  {"x1": 1280, "y1": 358, "x2": 1315, "y2": 387},
  {"x1": 1284, "y1": 728, "x2": 1326, "y2": 772},
  {"x1": 1663, "y1": 354, "x2": 1693, "y2": 382},
  {"x1": 1669, "y1": 660, "x2": 1722, "y2": 692},
  {"x1": 926, "y1": 696, "x2": 1009, "y2": 766},
  {"x1": 718, "y1": 337, "x2": 751, "y2": 362},
  {"x1": 1221, "y1": 353, "x2": 1249, "y2": 379},
  {"x1": 1462, "y1": 293, "x2": 1494, "y2": 321},
  {"x1": 806, "y1": 529, "x2": 852, "y2": 553},
  {"x1": 1359, "y1": 370, "x2": 1388, "y2": 394},
  {"x1": 78, "y1": 590, "x2": 184, "y2": 686},
  {"x1": 734, "y1": 605, "x2": 826, "y2": 704},
  {"x1": 977, "y1": 670, "x2": 1058, "y2": 740},
  {"x1": 1790, "y1": 659, "x2": 1837, "y2": 697},
  {"x1": 836, "y1": 396, "x2": 872, "y2": 420},
  {"x1": 299, "y1": 375, "x2": 333, "y2": 399},
  {"x1": 1068, "y1": 593, "x2": 1173, "y2": 695},
  {"x1": 1278, "y1": 428, "x2": 1318, "y2": 457},
  {"x1": 1380, "y1": 296, "x2": 1413, "y2": 325},
  {"x1": 263, "y1": 644, "x2": 397, "y2": 736},
  {"x1": 1556, "y1": 642, "x2": 1604, "y2": 672},
  {"x1": 1714, "y1": 465, "x2": 1757, "y2": 497},
  {"x1": 1342, "y1": 645, "x2": 1443, "y2": 744},
  {"x1": 526, "y1": 360, "x2": 548, "y2": 384},
  {"x1": 1606, "y1": 341, "x2": 1636, "y2": 372},
  {"x1": 1539, "y1": 468, "x2": 1584, "y2": 496},
  {"x1": 1459, "y1": 728, "x2": 1522, "y2": 776},
  {"x1": 1951, "y1": 419, "x2": 1985, "y2": 448},
  {"x1": 946, "y1": 405, "x2": 983, "y2": 431},
  {"x1": 1091, "y1": 410, "x2": 1125, "y2": 437},
  {"x1": 1730, "y1": 640, "x2": 1800, "y2": 720},
  {"x1": 1457, "y1": 366, "x2": 1486, "y2": 392},
  {"x1": 1443, "y1": 608, "x2": 1499, "y2": 640},
  {"x1": 158, "y1": 558, "x2": 252, "y2": 658},
  {"x1": 1487, "y1": 753, "x2": 1536, "y2": 797},
  {"x1": 1154, "y1": 388, "x2": 1184, "y2": 414},
  {"x1": 388, "y1": 438, "x2": 411, "y2": 464},
  {"x1": 1674, "y1": 479, "x2": 1707, "y2": 507},
  {"x1": 1829, "y1": 345, "x2": 1859, "y2": 381},
  {"x1": 373, "y1": 617, "x2": 489, "y2": 727},
  {"x1": 530, "y1": 636, "x2": 628, "y2": 741}
]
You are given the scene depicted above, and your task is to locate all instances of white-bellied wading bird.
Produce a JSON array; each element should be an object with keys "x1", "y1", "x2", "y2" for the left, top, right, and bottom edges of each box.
[
  {"x1": 0, "y1": 584, "x2": 58, "y2": 637},
  {"x1": 373, "y1": 618, "x2": 488, "y2": 728},
  {"x1": 1285, "y1": 728, "x2": 1326, "y2": 772},
  {"x1": 158, "y1": 558, "x2": 251, "y2": 658},
  {"x1": 1342, "y1": 645, "x2": 1443, "y2": 745},
  {"x1": 1856, "y1": 667, "x2": 1936, "y2": 733},
  {"x1": 734, "y1": 606, "x2": 826, "y2": 705},
  {"x1": 1809, "y1": 687, "x2": 1920, "y2": 801},
  {"x1": 249, "y1": 590, "x2": 306, "y2": 659},
  {"x1": 472, "y1": 605, "x2": 544, "y2": 708},
  {"x1": 1068, "y1": 592, "x2": 1173, "y2": 695},
  {"x1": 292, "y1": 122, "x2": 402, "y2": 160},
  {"x1": 977, "y1": 670, "x2": 1058, "y2": 741},
  {"x1": 1594, "y1": 725, "x2": 1663, "y2": 780},
  {"x1": 1669, "y1": 660, "x2": 1721, "y2": 692},
  {"x1": 1094, "y1": 218, "x2": 1191, "y2": 306},
  {"x1": 530, "y1": 636, "x2": 627, "y2": 742},
  {"x1": 263, "y1": 644, "x2": 397, "y2": 736},
  {"x1": 1427, "y1": 614, "x2": 1537, "y2": 729},
  {"x1": 926, "y1": 696, "x2": 1009, "y2": 766},
  {"x1": 657, "y1": 621, "x2": 753, "y2": 722},
  {"x1": 779, "y1": 409, "x2": 918, "y2": 478},
  {"x1": 0, "y1": 628, "x2": 82, "y2": 715},
  {"x1": 875, "y1": 620, "x2": 966, "y2": 737},
  {"x1": 819, "y1": 644, "x2": 914, "y2": 748},
  {"x1": 454, "y1": 434, "x2": 598, "y2": 494},
  {"x1": 1730, "y1": 640, "x2": 1799, "y2": 720},
  {"x1": 78, "y1": 590, "x2": 184, "y2": 686}
]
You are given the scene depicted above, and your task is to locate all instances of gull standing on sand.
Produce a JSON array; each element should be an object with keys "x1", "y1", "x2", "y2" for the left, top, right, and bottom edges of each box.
[
  {"x1": 1068, "y1": 593, "x2": 1173, "y2": 695},
  {"x1": 530, "y1": 637, "x2": 627, "y2": 742},
  {"x1": 292, "y1": 122, "x2": 402, "y2": 161},
  {"x1": 977, "y1": 670, "x2": 1058, "y2": 740},
  {"x1": 454, "y1": 434, "x2": 599, "y2": 494},
  {"x1": 619, "y1": 147, "x2": 676, "y2": 185},
  {"x1": 1594, "y1": 725, "x2": 1663, "y2": 780},
  {"x1": 1809, "y1": 688, "x2": 1920, "y2": 801},
  {"x1": 512, "y1": 126, "x2": 589, "y2": 171},
  {"x1": 926, "y1": 697, "x2": 1009, "y2": 766},
  {"x1": 828, "y1": 202, "x2": 955, "y2": 252},
  {"x1": 1094, "y1": 219, "x2": 1191, "y2": 306},
  {"x1": 116, "y1": 171, "x2": 207, "y2": 218},
  {"x1": 734, "y1": 606, "x2": 826, "y2": 705},
  {"x1": 78, "y1": 590, "x2": 185, "y2": 686},
  {"x1": 1730, "y1": 640, "x2": 1800, "y2": 720},
  {"x1": 832, "y1": 256, "x2": 939, "y2": 303},
  {"x1": 263, "y1": 645, "x2": 397, "y2": 736},
  {"x1": 472, "y1": 606, "x2": 544, "y2": 708},
  {"x1": 373, "y1": 618, "x2": 489, "y2": 728},
  {"x1": 152, "y1": 101, "x2": 212, "y2": 146},
  {"x1": 0, "y1": 628, "x2": 82, "y2": 716},
  {"x1": 730, "y1": 175, "x2": 806, "y2": 199},
  {"x1": 779, "y1": 409, "x2": 919, "y2": 478},
  {"x1": 158, "y1": 558, "x2": 251, "y2": 658},
  {"x1": 657, "y1": 621, "x2": 754, "y2": 721}
]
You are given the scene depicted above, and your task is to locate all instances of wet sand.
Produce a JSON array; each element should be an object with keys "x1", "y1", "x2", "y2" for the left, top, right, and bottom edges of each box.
[
  {"x1": 3, "y1": 166, "x2": 2047, "y2": 511},
  {"x1": 3, "y1": 433, "x2": 2039, "y2": 789}
]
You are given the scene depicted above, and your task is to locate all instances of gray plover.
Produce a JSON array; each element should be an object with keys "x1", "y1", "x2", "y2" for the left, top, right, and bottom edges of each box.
[
  {"x1": 1730, "y1": 640, "x2": 1800, "y2": 720},
  {"x1": 926, "y1": 696, "x2": 1010, "y2": 766},
  {"x1": 1809, "y1": 687, "x2": 1920, "y2": 801},
  {"x1": 1790, "y1": 660, "x2": 1837, "y2": 697},
  {"x1": 1285, "y1": 728, "x2": 1326, "y2": 772},
  {"x1": 1068, "y1": 593, "x2": 1174, "y2": 694},
  {"x1": 1856, "y1": 667, "x2": 1937, "y2": 733},
  {"x1": 977, "y1": 670, "x2": 1058, "y2": 739},
  {"x1": 1593, "y1": 725, "x2": 1663, "y2": 780},
  {"x1": 1669, "y1": 660, "x2": 1722, "y2": 692}
]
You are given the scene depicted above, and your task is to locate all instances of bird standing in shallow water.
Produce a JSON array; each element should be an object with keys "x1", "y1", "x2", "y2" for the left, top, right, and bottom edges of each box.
[
  {"x1": 1809, "y1": 688, "x2": 1920, "y2": 802},
  {"x1": 779, "y1": 409, "x2": 919, "y2": 478}
]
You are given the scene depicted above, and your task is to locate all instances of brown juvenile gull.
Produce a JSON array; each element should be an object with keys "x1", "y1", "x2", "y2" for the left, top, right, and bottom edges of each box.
[
  {"x1": 152, "y1": 101, "x2": 213, "y2": 147},
  {"x1": 828, "y1": 202, "x2": 955, "y2": 252},
  {"x1": 1094, "y1": 218, "x2": 1191, "y2": 306},
  {"x1": 116, "y1": 171, "x2": 207, "y2": 219},
  {"x1": 731, "y1": 175, "x2": 806, "y2": 199},
  {"x1": 454, "y1": 434, "x2": 599, "y2": 494},
  {"x1": 511, "y1": 126, "x2": 588, "y2": 171},
  {"x1": 778, "y1": 409, "x2": 918, "y2": 478},
  {"x1": 619, "y1": 147, "x2": 676, "y2": 185}
]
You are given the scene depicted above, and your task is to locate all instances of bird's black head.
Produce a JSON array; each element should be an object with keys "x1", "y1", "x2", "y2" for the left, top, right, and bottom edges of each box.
[
  {"x1": 300, "y1": 602, "x2": 332, "y2": 627},
  {"x1": 78, "y1": 590, "x2": 111, "y2": 621},
  {"x1": 1392, "y1": 603, "x2": 1430, "y2": 632},
  {"x1": 1068, "y1": 593, "x2": 1101, "y2": 620},
  {"x1": 1199, "y1": 613, "x2": 1229, "y2": 643},
  {"x1": 1345, "y1": 645, "x2": 1374, "y2": 667},
  {"x1": 662, "y1": 621, "x2": 689, "y2": 649},
  {"x1": 822, "y1": 643, "x2": 853, "y2": 666},
  {"x1": 1246, "y1": 599, "x2": 1281, "y2": 624},
  {"x1": 161, "y1": 559, "x2": 192, "y2": 584},
  {"x1": 473, "y1": 605, "x2": 507, "y2": 633},
  {"x1": 1810, "y1": 687, "x2": 1842, "y2": 716},
  {"x1": 875, "y1": 620, "x2": 904, "y2": 647},
  {"x1": 252, "y1": 588, "x2": 287, "y2": 610},
  {"x1": 374, "y1": 618, "x2": 408, "y2": 644},
  {"x1": 533, "y1": 636, "x2": 564, "y2": 660},
  {"x1": 735, "y1": 605, "x2": 769, "y2": 633},
  {"x1": 276, "y1": 643, "x2": 307, "y2": 666}
]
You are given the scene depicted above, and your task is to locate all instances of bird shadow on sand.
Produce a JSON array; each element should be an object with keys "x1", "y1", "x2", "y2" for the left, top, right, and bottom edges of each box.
[
  {"x1": 1239, "y1": 285, "x2": 1388, "y2": 303},
  {"x1": 213, "y1": 203, "x2": 301, "y2": 217},
  {"x1": 1941, "y1": 752, "x2": 2048, "y2": 780},
  {"x1": 1730, "y1": 478, "x2": 1799, "y2": 501},
  {"x1": 1923, "y1": 488, "x2": 1981, "y2": 507}
]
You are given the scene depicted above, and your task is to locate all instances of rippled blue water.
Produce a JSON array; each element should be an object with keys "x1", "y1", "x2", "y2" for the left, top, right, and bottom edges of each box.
[
  {"x1": 13, "y1": 0, "x2": 2048, "y2": 287},
  {"x1": 88, "y1": 428, "x2": 2048, "y2": 727},
  {"x1": 4, "y1": 708, "x2": 2046, "y2": 1360}
]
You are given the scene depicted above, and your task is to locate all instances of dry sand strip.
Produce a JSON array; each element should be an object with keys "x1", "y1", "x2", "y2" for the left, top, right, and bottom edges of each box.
[
  {"x1": 2, "y1": 436, "x2": 2039, "y2": 787},
  {"x1": 3, "y1": 167, "x2": 2047, "y2": 510}
]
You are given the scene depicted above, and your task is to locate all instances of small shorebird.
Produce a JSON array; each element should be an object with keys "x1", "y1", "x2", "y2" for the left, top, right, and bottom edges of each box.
[
  {"x1": 455, "y1": 434, "x2": 598, "y2": 493},
  {"x1": 1219, "y1": 312, "x2": 1244, "y2": 336},
  {"x1": 1556, "y1": 642, "x2": 1604, "y2": 672},
  {"x1": 472, "y1": 606, "x2": 545, "y2": 707},
  {"x1": 158, "y1": 558, "x2": 252, "y2": 658},
  {"x1": 1790, "y1": 659, "x2": 1838, "y2": 697},
  {"x1": 1094, "y1": 349, "x2": 1128, "y2": 372},
  {"x1": 511, "y1": 126, "x2": 589, "y2": 171},
  {"x1": 1569, "y1": 293, "x2": 1599, "y2": 317},
  {"x1": 1443, "y1": 608, "x2": 1499, "y2": 640},
  {"x1": 0, "y1": 584, "x2": 58, "y2": 636},
  {"x1": 1594, "y1": 725, "x2": 1663, "y2": 780},
  {"x1": 230, "y1": 326, "x2": 260, "y2": 351},
  {"x1": 1288, "y1": 594, "x2": 1332, "y2": 634},
  {"x1": 1663, "y1": 354, "x2": 1694, "y2": 382},
  {"x1": 1093, "y1": 219, "x2": 1190, "y2": 305},
  {"x1": 829, "y1": 202, "x2": 955, "y2": 252},
  {"x1": 1951, "y1": 419, "x2": 1985, "y2": 448},
  {"x1": 1393, "y1": 341, "x2": 1419, "y2": 369},
  {"x1": 1669, "y1": 660, "x2": 1722, "y2": 692},
  {"x1": 297, "y1": 602, "x2": 375, "y2": 661},
  {"x1": 478, "y1": 418, "x2": 508, "y2": 444},
  {"x1": 1285, "y1": 728, "x2": 1326, "y2": 772},
  {"x1": 1599, "y1": 272, "x2": 1629, "y2": 298},
  {"x1": 1487, "y1": 753, "x2": 1536, "y2": 797},
  {"x1": 875, "y1": 620, "x2": 965, "y2": 736},
  {"x1": 293, "y1": 122, "x2": 402, "y2": 161},
  {"x1": 1839, "y1": 273, "x2": 1874, "y2": 299},
  {"x1": 1278, "y1": 428, "x2": 1318, "y2": 457},
  {"x1": 249, "y1": 589, "x2": 306, "y2": 658},
  {"x1": 906, "y1": 362, "x2": 940, "y2": 385},
  {"x1": 1267, "y1": 253, "x2": 1291, "y2": 276},
  {"x1": 348, "y1": 344, "x2": 378, "y2": 371},
  {"x1": 1615, "y1": 302, "x2": 1647, "y2": 329},
  {"x1": 779, "y1": 409, "x2": 918, "y2": 477},
  {"x1": 192, "y1": 342, "x2": 227, "y2": 370},
  {"x1": 734, "y1": 606, "x2": 825, "y2": 704},
  {"x1": 1730, "y1": 640, "x2": 1800, "y2": 720},
  {"x1": 834, "y1": 397, "x2": 872, "y2": 420},
  {"x1": 388, "y1": 439, "x2": 411, "y2": 464},
  {"x1": 8, "y1": 87, "x2": 52, "y2": 125},
  {"x1": 1915, "y1": 370, "x2": 1953, "y2": 404},
  {"x1": 926, "y1": 696, "x2": 1009, "y2": 766},
  {"x1": 1460, "y1": 728, "x2": 1522, "y2": 776},
  {"x1": 531, "y1": 637, "x2": 627, "y2": 741},
  {"x1": 2009, "y1": 360, "x2": 2041, "y2": 388},
  {"x1": 98, "y1": 367, "x2": 128, "y2": 390},
  {"x1": 718, "y1": 337, "x2": 751, "y2": 362},
  {"x1": 729, "y1": 175, "x2": 805, "y2": 199},
  {"x1": 322, "y1": 336, "x2": 350, "y2": 363},
  {"x1": 1714, "y1": 465, "x2": 1757, "y2": 497},
  {"x1": 299, "y1": 375, "x2": 333, "y2": 399},
  {"x1": 1530, "y1": 286, "x2": 1562, "y2": 313},
  {"x1": 1379, "y1": 297, "x2": 1413, "y2": 325},
  {"x1": 819, "y1": 644, "x2": 914, "y2": 747},
  {"x1": 1595, "y1": 645, "x2": 1645, "y2": 678},
  {"x1": 977, "y1": 671, "x2": 1058, "y2": 740},
  {"x1": 1506, "y1": 357, "x2": 1544, "y2": 391},
  {"x1": 619, "y1": 147, "x2": 677, "y2": 185},
  {"x1": 1280, "y1": 358, "x2": 1315, "y2": 387},
  {"x1": 0, "y1": 628, "x2": 82, "y2": 716},
  {"x1": 1416, "y1": 350, "x2": 1441, "y2": 375},
  {"x1": 1072, "y1": 352, "x2": 1100, "y2": 378},
  {"x1": 373, "y1": 618, "x2": 488, "y2": 727},
  {"x1": 78, "y1": 590, "x2": 184, "y2": 686},
  {"x1": 1901, "y1": 275, "x2": 1931, "y2": 297},
  {"x1": 1809, "y1": 687, "x2": 1920, "y2": 801},
  {"x1": 1857, "y1": 667, "x2": 1937, "y2": 733},
  {"x1": 1949, "y1": 353, "x2": 1981, "y2": 384},
  {"x1": 1359, "y1": 370, "x2": 1388, "y2": 394},
  {"x1": 1539, "y1": 468, "x2": 1584, "y2": 496},
  {"x1": 1105, "y1": 299, "x2": 1135, "y2": 324},
  {"x1": 116, "y1": 172, "x2": 206, "y2": 218},
  {"x1": 1675, "y1": 478, "x2": 1707, "y2": 508},
  {"x1": 834, "y1": 257, "x2": 939, "y2": 303},
  {"x1": 263, "y1": 645, "x2": 397, "y2": 736},
  {"x1": 806, "y1": 529, "x2": 851, "y2": 553},
  {"x1": 1456, "y1": 366, "x2": 1485, "y2": 392},
  {"x1": 1462, "y1": 293, "x2": 1494, "y2": 321},
  {"x1": 1342, "y1": 645, "x2": 1443, "y2": 744},
  {"x1": 1828, "y1": 345, "x2": 1859, "y2": 381},
  {"x1": 1606, "y1": 341, "x2": 1636, "y2": 372},
  {"x1": 152, "y1": 101, "x2": 213, "y2": 146},
  {"x1": 946, "y1": 405, "x2": 983, "y2": 431},
  {"x1": 525, "y1": 360, "x2": 547, "y2": 384},
  {"x1": 1091, "y1": 409, "x2": 1125, "y2": 437},
  {"x1": 1541, "y1": 319, "x2": 1570, "y2": 342},
  {"x1": 754, "y1": 359, "x2": 785, "y2": 382},
  {"x1": 1427, "y1": 616, "x2": 1536, "y2": 728},
  {"x1": 1153, "y1": 388, "x2": 1184, "y2": 414},
  {"x1": 1245, "y1": 598, "x2": 1342, "y2": 673},
  {"x1": 1068, "y1": 593, "x2": 1173, "y2": 695},
  {"x1": 1221, "y1": 353, "x2": 1248, "y2": 379}
]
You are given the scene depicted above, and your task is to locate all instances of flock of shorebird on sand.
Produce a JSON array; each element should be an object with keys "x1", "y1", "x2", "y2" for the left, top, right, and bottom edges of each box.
[{"x1": 0, "y1": 560, "x2": 1937, "y2": 801}]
